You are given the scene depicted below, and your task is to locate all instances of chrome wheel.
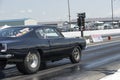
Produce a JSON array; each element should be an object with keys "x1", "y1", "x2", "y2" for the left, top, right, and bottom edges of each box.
[
  {"x1": 26, "y1": 52, "x2": 39, "y2": 68},
  {"x1": 70, "y1": 46, "x2": 81, "y2": 63},
  {"x1": 72, "y1": 48, "x2": 80, "y2": 61},
  {"x1": 16, "y1": 50, "x2": 40, "y2": 74}
]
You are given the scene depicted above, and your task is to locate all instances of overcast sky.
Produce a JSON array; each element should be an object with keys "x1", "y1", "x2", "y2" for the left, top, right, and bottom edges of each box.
[{"x1": 0, "y1": 0, "x2": 120, "y2": 22}]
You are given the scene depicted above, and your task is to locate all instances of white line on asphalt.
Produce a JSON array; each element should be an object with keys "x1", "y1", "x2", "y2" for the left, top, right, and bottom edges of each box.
[
  {"x1": 87, "y1": 40, "x2": 120, "y2": 47},
  {"x1": 84, "y1": 52, "x2": 120, "y2": 69},
  {"x1": 100, "y1": 69, "x2": 120, "y2": 80},
  {"x1": 92, "y1": 40, "x2": 120, "y2": 80},
  {"x1": 84, "y1": 40, "x2": 120, "y2": 52}
]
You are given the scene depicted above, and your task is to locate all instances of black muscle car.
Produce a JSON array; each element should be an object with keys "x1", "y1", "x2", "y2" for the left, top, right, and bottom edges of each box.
[{"x1": 0, "y1": 25, "x2": 86, "y2": 74}]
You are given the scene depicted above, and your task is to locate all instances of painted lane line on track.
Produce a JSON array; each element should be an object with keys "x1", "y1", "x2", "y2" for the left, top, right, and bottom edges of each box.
[
  {"x1": 100, "y1": 69, "x2": 120, "y2": 80},
  {"x1": 84, "y1": 52, "x2": 120, "y2": 69},
  {"x1": 97, "y1": 40, "x2": 120, "y2": 80},
  {"x1": 87, "y1": 39, "x2": 120, "y2": 47},
  {"x1": 85, "y1": 40, "x2": 120, "y2": 51}
]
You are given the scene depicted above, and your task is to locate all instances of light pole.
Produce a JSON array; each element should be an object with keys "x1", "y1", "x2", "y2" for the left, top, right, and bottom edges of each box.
[
  {"x1": 67, "y1": 0, "x2": 71, "y2": 27},
  {"x1": 111, "y1": 0, "x2": 114, "y2": 27}
]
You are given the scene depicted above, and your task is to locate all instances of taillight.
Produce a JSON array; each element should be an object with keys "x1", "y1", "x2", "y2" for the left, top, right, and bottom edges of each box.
[{"x1": 0, "y1": 43, "x2": 7, "y2": 52}]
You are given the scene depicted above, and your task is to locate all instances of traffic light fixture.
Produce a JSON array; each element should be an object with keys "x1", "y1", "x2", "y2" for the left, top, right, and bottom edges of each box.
[
  {"x1": 77, "y1": 13, "x2": 86, "y2": 37},
  {"x1": 77, "y1": 13, "x2": 85, "y2": 28},
  {"x1": 78, "y1": 13, "x2": 86, "y2": 18}
]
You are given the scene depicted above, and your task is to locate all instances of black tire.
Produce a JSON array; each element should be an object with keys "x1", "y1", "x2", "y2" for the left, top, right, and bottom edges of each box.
[
  {"x1": 70, "y1": 46, "x2": 81, "y2": 63},
  {"x1": 16, "y1": 50, "x2": 41, "y2": 74},
  {"x1": 0, "y1": 60, "x2": 7, "y2": 70}
]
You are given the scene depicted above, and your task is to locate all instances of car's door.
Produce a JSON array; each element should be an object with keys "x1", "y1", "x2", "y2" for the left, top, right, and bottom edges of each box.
[
  {"x1": 35, "y1": 28, "x2": 50, "y2": 54},
  {"x1": 43, "y1": 27, "x2": 72, "y2": 57}
]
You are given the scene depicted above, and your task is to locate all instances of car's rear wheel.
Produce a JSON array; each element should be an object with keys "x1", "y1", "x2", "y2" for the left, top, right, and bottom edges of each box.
[
  {"x1": 16, "y1": 50, "x2": 40, "y2": 74},
  {"x1": 0, "y1": 60, "x2": 7, "y2": 70},
  {"x1": 70, "y1": 46, "x2": 81, "y2": 63}
]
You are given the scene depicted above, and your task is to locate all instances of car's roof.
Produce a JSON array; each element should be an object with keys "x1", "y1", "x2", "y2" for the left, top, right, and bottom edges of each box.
[{"x1": 9, "y1": 25, "x2": 57, "y2": 29}]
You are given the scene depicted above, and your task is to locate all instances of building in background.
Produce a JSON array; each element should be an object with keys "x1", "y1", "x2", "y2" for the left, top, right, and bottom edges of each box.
[
  {"x1": 38, "y1": 17, "x2": 120, "y2": 31},
  {"x1": 0, "y1": 18, "x2": 38, "y2": 27},
  {"x1": 0, "y1": 17, "x2": 120, "y2": 31}
]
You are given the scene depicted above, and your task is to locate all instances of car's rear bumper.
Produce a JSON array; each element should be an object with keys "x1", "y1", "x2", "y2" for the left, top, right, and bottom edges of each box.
[
  {"x1": 0, "y1": 53, "x2": 25, "y2": 63},
  {"x1": 0, "y1": 54, "x2": 13, "y2": 59}
]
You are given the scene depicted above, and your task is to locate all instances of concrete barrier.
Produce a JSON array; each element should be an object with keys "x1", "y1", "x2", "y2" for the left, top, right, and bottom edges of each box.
[{"x1": 62, "y1": 29, "x2": 120, "y2": 38}]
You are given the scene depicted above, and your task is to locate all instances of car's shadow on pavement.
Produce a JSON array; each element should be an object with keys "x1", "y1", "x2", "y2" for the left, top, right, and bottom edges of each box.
[
  {"x1": 0, "y1": 67, "x2": 22, "y2": 80},
  {"x1": 0, "y1": 59, "x2": 73, "y2": 80},
  {"x1": 0, "y1": 71, "x2": 5, "y2": 79}
]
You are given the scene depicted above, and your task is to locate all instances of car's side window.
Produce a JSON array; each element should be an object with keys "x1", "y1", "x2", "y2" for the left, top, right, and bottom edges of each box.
[
  {"x1": 36, "y1": 28, "x2": 63, "y2": 39},
  {"x1": 44, "y1": 28, "x2": 63, "y2": 39},
  {"x1": 44, "y1": 28, "x2": 58, "y2": 38},
  {"x1": 36, "y1": 29, "x2": 46, "y2": 39}
]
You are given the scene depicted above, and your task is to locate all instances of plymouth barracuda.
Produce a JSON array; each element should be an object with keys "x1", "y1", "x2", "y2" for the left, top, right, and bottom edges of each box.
[{"x1": 0, "y1": 25, "x2": 86, "y2": 74}]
